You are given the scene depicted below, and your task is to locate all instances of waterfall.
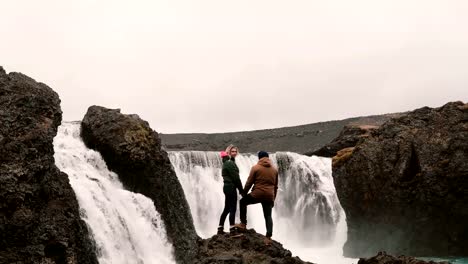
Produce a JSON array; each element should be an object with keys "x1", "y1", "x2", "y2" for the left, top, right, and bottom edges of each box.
[
  {"x1": 54, "y1": 123, "x2": 175, "y2": 264},
  {"x1": 169, "y1": 151, "x2": 351, "y2": 263},
  {"x1": 273, "y1": 152, "x2": 342, "y2": 245}
]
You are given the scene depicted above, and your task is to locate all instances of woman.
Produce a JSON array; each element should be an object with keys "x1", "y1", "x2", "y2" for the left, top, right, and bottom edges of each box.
[{"x1": 217, "y1": 147, "x2": 244, "y2": 235}]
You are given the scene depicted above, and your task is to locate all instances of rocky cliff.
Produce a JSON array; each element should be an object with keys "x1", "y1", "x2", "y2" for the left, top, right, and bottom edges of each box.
[
  {"x1": 333, "y1": 101, "x2": 468, "y2": 257},
  {"x1": 0, "y1": 66, "x2": 98, "y2": 264}
]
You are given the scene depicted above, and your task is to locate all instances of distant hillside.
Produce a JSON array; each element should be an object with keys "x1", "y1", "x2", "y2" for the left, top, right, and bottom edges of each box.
[{"x1": 160, "y1": 113, "x2": 404, "y2": 154}]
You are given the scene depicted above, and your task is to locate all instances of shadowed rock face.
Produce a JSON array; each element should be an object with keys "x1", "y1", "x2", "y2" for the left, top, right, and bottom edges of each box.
[
  {"x1": 195, "y1": 229, "x2": 313, "y2": 264},
  {"x1": 0, "y1": 66, "x2": 98, "y2": 264},
  {"x1": 81, "y1": 106, "x2": 199, "y2": 264},
  {"x1": 333, "y1": 101, "x2": 468, "y2": 257},
  {"x1": 358, "y1": 252, "x2": 450, "y2": 264}
]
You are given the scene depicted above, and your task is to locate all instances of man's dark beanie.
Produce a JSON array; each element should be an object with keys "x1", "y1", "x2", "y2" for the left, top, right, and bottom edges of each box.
[{"x1": 258, "y1": 151, "x2": 269, "y2": 159}]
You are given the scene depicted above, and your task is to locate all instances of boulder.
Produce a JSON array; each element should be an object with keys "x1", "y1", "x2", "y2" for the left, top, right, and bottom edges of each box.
[{"x1": 81, "y1": 105, "x2": 198, "y2": 264}]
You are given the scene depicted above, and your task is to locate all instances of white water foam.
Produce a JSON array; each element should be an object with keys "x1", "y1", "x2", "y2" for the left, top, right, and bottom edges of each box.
[
  {"x1": 169, "y1": 150, "x2": 358, "y2": 264},
  {"x1": 54, "y1": 123, "x2": 175, "y2": 264}
]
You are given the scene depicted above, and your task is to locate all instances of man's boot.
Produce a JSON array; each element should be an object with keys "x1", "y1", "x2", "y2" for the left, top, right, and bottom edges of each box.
[
  {"x1": 217, "y1": 226, "x2": 225, "y2": 235},
  {"x1": 235, "y1": 223, "x2": 247, "y2": 232},
  {"x1": 264, "y1": 236, "x2": 272, "y2": 246},
  {"x1": 229, "y1": 226, "x2": 243, "y2": 237}
]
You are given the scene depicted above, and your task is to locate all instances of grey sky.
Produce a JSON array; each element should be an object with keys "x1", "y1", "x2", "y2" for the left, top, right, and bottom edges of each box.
[{"x1": 1, "y1": 0, "x2": 467, "y2": 133}]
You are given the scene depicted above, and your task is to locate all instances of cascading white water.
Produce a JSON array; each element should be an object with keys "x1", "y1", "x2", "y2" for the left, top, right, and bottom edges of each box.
[
  {"x1": 54, "y1": 123, "x2": 175, "y2": 264},
  {"x1": 169, "y1": 151, "x2": 357, "y2": 264}
]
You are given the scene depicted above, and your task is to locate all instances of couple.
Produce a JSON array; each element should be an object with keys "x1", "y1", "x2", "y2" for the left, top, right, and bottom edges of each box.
[{"x1": 218, "y1": 145, "x2": 279, "y2": 244}]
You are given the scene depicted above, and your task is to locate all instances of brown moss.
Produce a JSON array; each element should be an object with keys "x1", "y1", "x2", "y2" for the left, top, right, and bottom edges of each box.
[
  {"x1": 356, "y1": 125, "x2": 379, "y2": 130},
  {"x1": 332, "y1": 147, "x2": 355, "y2": 167},
  {"x1": 457, "y1": 103, "x2": 468, "y2": 111},
  {"x1": 124, "y1": 124, "x2": 152, "y2": 145}
]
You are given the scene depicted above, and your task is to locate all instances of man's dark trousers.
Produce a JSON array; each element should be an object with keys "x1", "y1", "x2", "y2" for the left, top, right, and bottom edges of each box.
[{"x1": 240, "y1": 194, "x2": 273, "y2": 237}]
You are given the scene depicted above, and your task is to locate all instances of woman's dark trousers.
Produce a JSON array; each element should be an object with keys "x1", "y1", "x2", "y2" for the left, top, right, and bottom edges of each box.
[{"x1": 219, "y1": 188, "x2": 237, "y2": 226}]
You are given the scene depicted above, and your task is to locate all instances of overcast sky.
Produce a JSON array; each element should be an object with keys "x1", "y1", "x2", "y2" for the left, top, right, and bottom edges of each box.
[{"x1": 1, "y1": 0, "x2": 467, "y2": 133}]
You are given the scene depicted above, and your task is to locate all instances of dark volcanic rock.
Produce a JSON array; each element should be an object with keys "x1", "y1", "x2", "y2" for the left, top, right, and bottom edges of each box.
[
  {"x1": 195, "y1": 229, "x2": 313, "y2": 264},
  {"x1": 333, "y1": 101, "x2": 468, "y2": 257},
  {"x1": 307, "y1": 124, "x2": 378, "y2": 157},
  {"x1": 81, "y1": 106, "x2": 199, "y2": 264},
  {"x1": 358, "y1": 252, "x2": 450, "y2": 264},
  {"x1": 0, "y1": 66, "x2": 98, "y2": 264}
]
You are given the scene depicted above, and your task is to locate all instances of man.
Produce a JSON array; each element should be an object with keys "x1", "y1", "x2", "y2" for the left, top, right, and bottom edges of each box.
[
  {"x1": 238, "y1": 151, "x2": 278, "y2": 245},
  {"x1": 217, "y1": 146, "x2": 244, "y2": 235}
]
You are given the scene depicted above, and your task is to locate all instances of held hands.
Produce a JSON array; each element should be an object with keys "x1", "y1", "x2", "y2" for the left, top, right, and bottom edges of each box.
[{"x1": 239, "y1": 190, "x2": 247, "y2": 198}]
